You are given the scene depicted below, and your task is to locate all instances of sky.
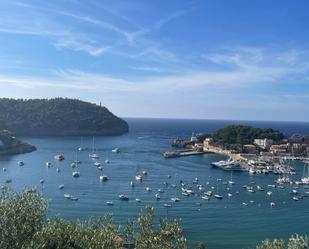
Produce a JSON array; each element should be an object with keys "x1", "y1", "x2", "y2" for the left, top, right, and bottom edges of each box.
[{"x1": 0, "y1": 0, "x2": 309, "y2": 121}]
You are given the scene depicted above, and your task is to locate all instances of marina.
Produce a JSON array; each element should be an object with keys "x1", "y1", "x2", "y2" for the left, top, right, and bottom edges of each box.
[{"x1": 1, "y1": 118, "x2": 309, "y2": 249}]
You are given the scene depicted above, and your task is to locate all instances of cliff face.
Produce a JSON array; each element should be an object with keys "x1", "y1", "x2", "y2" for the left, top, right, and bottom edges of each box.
[
  {"x1": 0, "y1": 130, "x2": 36, "y2": 155},
  {"x1": 0, "y1": 98, "x2": 129, "y2": 136}
]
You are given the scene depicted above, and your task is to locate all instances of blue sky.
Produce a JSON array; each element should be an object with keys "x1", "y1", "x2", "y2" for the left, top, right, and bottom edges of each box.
[{"x1": 0, "y1": 0, "x2": 309, "y2": 121}]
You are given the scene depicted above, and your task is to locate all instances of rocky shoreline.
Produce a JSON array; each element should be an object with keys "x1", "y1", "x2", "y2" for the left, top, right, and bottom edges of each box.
[{"x1": 0, "y1": 130, "x2": 36, "y2": 156}]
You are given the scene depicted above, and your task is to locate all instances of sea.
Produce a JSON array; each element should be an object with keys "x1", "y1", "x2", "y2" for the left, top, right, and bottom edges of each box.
[{"x1": 1, "y1": 118, "x2": 309, "y2": 249}]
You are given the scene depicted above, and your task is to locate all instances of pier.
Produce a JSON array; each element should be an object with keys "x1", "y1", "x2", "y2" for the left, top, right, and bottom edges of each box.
[{"x1": 163, "y1": 149, "x2": 207, "y2": 158}]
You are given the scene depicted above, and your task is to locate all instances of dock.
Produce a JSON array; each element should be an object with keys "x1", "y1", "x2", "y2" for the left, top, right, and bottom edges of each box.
[{"x1": 163, "y1": 149, "x2": 207, "y2": 158}]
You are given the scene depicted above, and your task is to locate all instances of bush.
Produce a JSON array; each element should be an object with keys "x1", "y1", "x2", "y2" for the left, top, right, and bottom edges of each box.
[
  {"x1": 256, "y1": 234, "x2": 308, "y2": 249},
  {"x1": 0, "y1": 188, "x2": 47, "y2": 249}
]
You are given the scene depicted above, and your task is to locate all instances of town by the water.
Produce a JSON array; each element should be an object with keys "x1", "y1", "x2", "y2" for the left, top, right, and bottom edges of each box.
[{"x1": 164, "y1": 129, "x2": 309, "y2": 188}]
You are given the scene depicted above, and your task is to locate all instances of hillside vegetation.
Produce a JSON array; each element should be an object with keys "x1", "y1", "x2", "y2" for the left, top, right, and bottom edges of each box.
[
  {"x1": 0, "y1": 98, "x2": 128, "y2": 136},
  {"x1": 212, "y1": 125, "x2": 285, "y2": 145},
  {"x1": 0, "y1": 130, "x2": 36, "y2": 155}
]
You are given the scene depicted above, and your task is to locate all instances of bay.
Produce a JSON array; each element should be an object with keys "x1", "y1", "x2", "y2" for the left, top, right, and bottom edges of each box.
[{"x1": 1, "y1": 118, "x2": 309, "y2": 249}]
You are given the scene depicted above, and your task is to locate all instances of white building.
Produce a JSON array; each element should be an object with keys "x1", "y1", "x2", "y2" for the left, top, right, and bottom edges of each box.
[{"x1": 254, "y1": 139, "x2": 273, "y2": 150}]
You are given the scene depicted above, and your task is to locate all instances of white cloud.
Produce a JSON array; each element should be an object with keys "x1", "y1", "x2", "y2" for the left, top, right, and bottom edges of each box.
[{"x1": 1, "y1": 47, "x2": 308, "y2": 95}]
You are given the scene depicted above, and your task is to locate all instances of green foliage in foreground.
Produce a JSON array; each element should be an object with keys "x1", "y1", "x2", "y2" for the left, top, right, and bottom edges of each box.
[
  {"x1": 1, "y1": 188, "x2": 308, "y2": 249},
  {"x1": 0, "y1": 189, "x2": 188, "y2": 249},
  {"x1": 256, "y1": 234, "x2": 308, "y2": 249},
  {"x1": 212, "y1": 125, "x2": 286, "y2": 146}
]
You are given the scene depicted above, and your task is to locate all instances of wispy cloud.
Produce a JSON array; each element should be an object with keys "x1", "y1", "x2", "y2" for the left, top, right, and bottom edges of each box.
[
  {"x1": 155, "y1": 9, "x2": 189, "y2": 29},
  {"x1": 1, "y1": 47, "x2": 308, "y2": 94}
]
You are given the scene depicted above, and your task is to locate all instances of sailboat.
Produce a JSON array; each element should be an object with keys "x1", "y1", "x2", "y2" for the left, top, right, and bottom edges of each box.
[
  {"x1": 228, "y1": 171, "x2": 235, "y2": 185},
  {"x1": 89, "y1": 136, "x2": 99, "y2": 159},
  {"x1": 78, "y1": 137, "x2": 84, "y2": 151}
]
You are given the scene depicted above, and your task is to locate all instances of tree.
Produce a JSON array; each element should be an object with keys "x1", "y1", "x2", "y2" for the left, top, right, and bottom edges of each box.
[{"x1": 0, "y1": 188, "x2": 47, "y2": 249}]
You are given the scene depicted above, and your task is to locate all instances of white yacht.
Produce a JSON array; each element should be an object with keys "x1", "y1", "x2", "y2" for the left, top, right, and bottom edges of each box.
[
  {"x1": 171, "y1": 197, "x2": 180, "y2": 202},
  {"x1": 119, "y1": 194, "x2": 129, "y2": 201},
  {"x1": 72, "y1": 171, "x2": 80, "y2": 178},
  {"x1": 135, "y1": 175, "x2": 142, "y2": 181},
  {"x1": 100, "y1": 175, "x2": 109, "y2": 181},
  {"x1": 18, "y1": 161, "x2": 24, "y2": 166},
  {"x1": 94, "y1": 162, "x2": 101, "y2": 167},
  {"x1": 112, "y1": 148, "x2": 120, "y2": 153}
]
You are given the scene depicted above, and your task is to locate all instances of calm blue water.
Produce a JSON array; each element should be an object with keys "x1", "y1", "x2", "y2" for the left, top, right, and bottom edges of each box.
[{"x1": 1, "y1": 118, "x2": 309, "y2": 249}]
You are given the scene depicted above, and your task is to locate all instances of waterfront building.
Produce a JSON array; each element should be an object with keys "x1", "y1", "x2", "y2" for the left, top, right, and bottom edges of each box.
[
  {"x1": 243, "y1": 144, "x2": 257, "y2": 154},
  {"x1": 254, "y1": 138, "x2": 273, "y2": 150}
]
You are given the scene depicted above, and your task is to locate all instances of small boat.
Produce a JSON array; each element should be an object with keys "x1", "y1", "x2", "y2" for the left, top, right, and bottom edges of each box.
[
  {"x1": 228, "y1": 193, "x2": 233, "y2": 197},
  {"x1": 78, "y1": 147, "x2": 84, "y2": 151},
  {"x1": 267, "y1": 191, "x2": 272, "y2": 196},
  {"x1": 89, "y1": 153, "x2": 99, "y2": 159},
  {"x1": 72, "y1": 171, "x2": 80, "y2": 178},
  {"x1": 46, "y1": 162, "x2": 52, "y2": 167},
  {"x1": 17, "y1": 161, "x2": 24, "y2": 166},
  {"x1": 155, "y1": 193, "x2": 160, "y2": 200},
  {"x1": 164, "y1": 204, "x2": 172, "y2": 208},
  {"x1": 142, "y1": 170, "x2": 148, "y2": 176},
  {"x1": 40, "y1": 179, "x2": 45, "y2": 184},
  {"x1": 58, "y1": 184, "x2": 64, "y2": 190},
  {"x1": 214, "y1": 194, "x2": 223, "y2": 199},
  {"x1": 130, "y1": 181, "x2": 134, "y2": 187},
  {"x1": 247, "y1": 189, "x2": 255, "y2": 193},
  {"x1": 135, "y1": 175, "x2": 142, "y2": 181},
  {"x1": 293, "y1": 197, "x2": 299, "y2": 201},
  {"x1": 71, "y1": 162, "x2": 77, "y2": 168},
  {"x1": 94, "y1": 162, "x2": 101, "y2": 167},
  {"x1": 171, "y1": 184, "x2": 177, "y2": 188},
  {"x1": 268, "y1": 184, "x2": 276, "y2": 188},
  {"x1": 157, "y1": 188, "x2": 164, "y2": 193},
  {"x1": 119, "y1": 194, "x2": 129, "y2": 201},
  {"x1": 202, "y1": 196, "x2": 210, "y2": 200},
  {"x1": 73, "y1": 160, "x2": 82, "y2": 164},
  {"x1": 112, "y1": 148, "x2": 120, "y2": 153},
  {"x1": 182, "y1": 192, "x2": 190, "y2": 197},
  {"x1": 204, "y1": 191, "x2": 212, "y2": 196},
  {"x1": 54, "y1": 154, "x2": 64, "y2": 161},
  {"x1": 135, "y1": 198, "x2": 141, "y2": 202},
  {"x1": 105, "y1": 159, "x2": 110, "y2": 164},
  {"x1": 89, "y1": 137, "x2": 99, "y2": 159},
  {"x1": 64, "y1": 194, "x2": 78, "y2": 201},
  {"x1": 100, "y1": 175, "x2": 109, "y2": 181},
  {"x1": 290, "y1": 189, "x2": 298, "y2": 195},
  {"x1": 106, "y1": 201, "x2": 114, "y2": 206},
  {"x1": 270, "y1": 202, "x2": 276, "y2": 207},
  {"x1": 5, "y1": 179, "x2": 12, "y2": 184},
  {"x1": 97, "y1": 166, "x2": 103, "y2": 171},
  {"x1": 146, "y1": 187, "x2": 152, "y2": 192},
  {"x1": 249, "y1": 168, "x2": 255, "y2": 175},
  {"x1": 3, "y1": 168, "x2": 6, "y2": 172},
  {"x1": 171, "y1": 197, "x2": 180, "y2": 202},
  {"x1": 56, "y1": 167, "x2": 60, "y2": 173},
  {"x1": 256, "y1": 186, "x2": 264, "y2": 191},
  {"x1": 242, "y1": 202, "x2": 248, "y2": 206}
]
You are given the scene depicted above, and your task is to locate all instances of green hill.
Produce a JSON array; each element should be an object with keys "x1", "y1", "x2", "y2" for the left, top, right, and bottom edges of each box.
[
  {"x1": 212, "y1": 125, "x2": 285, "y2": 145},
  {"x1": 0, "y1": 98, "x2": 128, "y2": 136}
]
